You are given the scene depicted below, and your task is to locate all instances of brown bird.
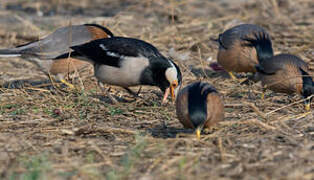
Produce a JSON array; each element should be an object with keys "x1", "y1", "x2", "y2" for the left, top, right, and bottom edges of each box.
[
  {"x1": 0, "y1": 24, "x2": 114, "y2": 88},
  {"x1": 243, "y1": 33, "x2": 314, "y2": 111},
  {"x1": 216, "y1": 24, "x2": 273, "y2": 80},
  {"x1": 176, "y1": 82, "x2": 224, "y2": 139}
]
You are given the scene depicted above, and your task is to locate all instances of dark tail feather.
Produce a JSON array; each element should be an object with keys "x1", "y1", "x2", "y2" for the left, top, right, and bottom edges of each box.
[
  {"x1": 0, "y1": 49, "x2": 21, "y2": 57},
  {"x1": 241, "y1": 32, "x2": 273, "y2": 63}
]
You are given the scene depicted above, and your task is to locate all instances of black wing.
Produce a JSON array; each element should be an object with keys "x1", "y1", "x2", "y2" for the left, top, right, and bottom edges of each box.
[
  {"x1": 70, "y1": 37, "x2": 163, "y2": 67},
  {"x1": 219, "y1": 24, "x2": 268, "y2": 49}
]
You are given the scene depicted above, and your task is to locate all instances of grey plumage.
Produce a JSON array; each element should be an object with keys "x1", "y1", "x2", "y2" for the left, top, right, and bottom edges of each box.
[{"x1": 0, "y1": 25, "x2": 95, "y2": 59}]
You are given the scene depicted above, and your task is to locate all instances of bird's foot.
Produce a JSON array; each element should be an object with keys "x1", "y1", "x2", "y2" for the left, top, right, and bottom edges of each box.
[
  {"x1": 228, "y1": 72, "x2": 238, "y2": 81},
  {"x1": 60, "y1": 79, "x2": 75, "y2": 89},
  {"x1": 124, "y1": 87, "x2": 143, "y2": 99},
  {"x1": 305, "y1": 103, "x2": 311, "y2": 111},
  {"x1": 195, "y1": 126, "x2": 204, "y2": 141}
]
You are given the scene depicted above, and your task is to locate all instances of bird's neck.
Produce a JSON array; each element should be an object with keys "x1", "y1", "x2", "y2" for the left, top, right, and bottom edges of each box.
[{"x1": 256, "y1": 45, "x2": 273, "y2": 63}]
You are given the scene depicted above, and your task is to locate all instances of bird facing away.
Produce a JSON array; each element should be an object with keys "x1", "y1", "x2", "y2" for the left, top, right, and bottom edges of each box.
[
  {"x1": 0, "y1": 24, "x2": 114, "y2": 88},
  {"x1": 176, "y1": 82, "x2": 224, "y2": 140},
  {"x1": 243, "y1": 33, "x2": 314, "y2": 111},
  {"x1": 216, "y1": 24, "x2": 273, "y2": 80},
  {"x1": 69, "y1": 36, "x2": 182, "y2": 103}
]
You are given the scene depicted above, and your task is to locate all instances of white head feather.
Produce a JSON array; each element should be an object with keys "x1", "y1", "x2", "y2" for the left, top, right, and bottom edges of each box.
[{"x1": 165, "y1": 61, "x2": 181, "y2": 98}]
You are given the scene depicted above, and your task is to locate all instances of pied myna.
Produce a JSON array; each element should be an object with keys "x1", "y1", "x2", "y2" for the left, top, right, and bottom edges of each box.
[
  {"x1": 0, "y1": 24, "x2": 113, "y2": 88},
  {"x1": 68, "y1": 36, "x2": 182, "y2": 103},
  {"x1": 216, "y1": 24, "x2": 274, "y2": 80},
  {"x1": 243, "y1": 33, "x2": 314, "y2": 111},
  {"x1": 176, "y1": 82, "x2": 224, "y2": 139}
]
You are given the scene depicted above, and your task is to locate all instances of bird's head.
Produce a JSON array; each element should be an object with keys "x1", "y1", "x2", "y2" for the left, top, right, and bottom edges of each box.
[
  {"x1": 300, "y1": 68, "x2": 314, "y2": 111},
  {"x1": 161, "y1": 61, "x2": 182, "y2": 104},
  {"x1": 302, "y1": 85, "x2": 314, "y2": 111}
]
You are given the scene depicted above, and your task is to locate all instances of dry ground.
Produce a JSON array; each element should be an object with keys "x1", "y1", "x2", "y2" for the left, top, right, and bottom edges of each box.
[{"x1": 0, "y1": 0, "x2": 313, "y2": 179}]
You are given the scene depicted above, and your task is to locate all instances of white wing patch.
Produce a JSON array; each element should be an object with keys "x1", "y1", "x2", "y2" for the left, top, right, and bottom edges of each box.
[
  {"x1": 106, "y1": 51, "x2": 121, "y2": 58},
  {"x1": 99, "y1": 44, "x2": 122, "y2": 58},
  {"x1": 99, "y1": 44, "x2": 108, "y2": 51}
]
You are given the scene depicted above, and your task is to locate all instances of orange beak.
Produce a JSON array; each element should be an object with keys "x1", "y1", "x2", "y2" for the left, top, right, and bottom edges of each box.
[
  {"x1": 162, "y1": 88, "x2": 170, "y2": 104},
  {"x1": 162, "y1": 80, "x2": 178, "y2": 104},
  {"x1": 170, "y1": 85, "x2": 175, "y2": 101}
]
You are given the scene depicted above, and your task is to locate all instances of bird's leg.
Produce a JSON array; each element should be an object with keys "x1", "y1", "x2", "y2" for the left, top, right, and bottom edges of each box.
[
  {"x1": 228, "y1": 72, "x2": 237, "y2": 80},
  {"x1": 247, "y1": 85, "x2": 254, "y2": 100},
  {"x1": 195, "y1": 124, "x2": 204, "y2": 140},
  {"x1": 46, "y1": 72, "x2": 57, "y2": 89},
  {"x1": 55, "y1": 74, "x2": 75, "y2": 89},
  {"x1": 60, "y1": 78, "x2": 75, "y2": 89},
  {"x1": 98, "y1": 81, "x2": 118, "y2": 104},
  {"x1": 124, "y1": 87, "x2": 143, "y2": 99},
  {"x1": 136, "y1": 86, "x2": 142, "y2": 96},
  {"x1": 304, "y1": 98, "x2": 311, "y2": 111},
  {"x1": 305, "y1": 103, "x2": 310, "y2": 111}
]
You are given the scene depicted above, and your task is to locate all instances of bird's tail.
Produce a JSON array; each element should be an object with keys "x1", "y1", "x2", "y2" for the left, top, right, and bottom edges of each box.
[
  {"x1": 0, "y1": 48, "x2": 21, "y2": 58},
  {"x1": 241, "y1": 32, "x2": 273, "y2": 63}
]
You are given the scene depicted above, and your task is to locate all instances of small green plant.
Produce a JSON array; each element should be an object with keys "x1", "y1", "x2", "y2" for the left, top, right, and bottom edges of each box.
[
  {"x1": 0, "y1": 104, "x2": 26, "y2": 115},
  {"x1": 178, "y1": 157, "x2": 187, "y2": 180},
  {"x1": 109, "y1": 107, "x2": 123, "y2": 116},
  {"x1": 32, "y1": 107, "x2": 40, "y2": 114},
  {"x1": 106, "y1": 133, "x2": 147, "y2": 179},
  {"x1": 106, "y1": 171, "x2": 118, "y2": 180},
  {"x1": 9, "y1": 108, "x2": 25, "y2": 115},
  {"x1": 12, "y1": 154, "x2": 51, "y2": 180},
  {"x1": 1, "y1": 104, "x2": 19, "y2": 109}
]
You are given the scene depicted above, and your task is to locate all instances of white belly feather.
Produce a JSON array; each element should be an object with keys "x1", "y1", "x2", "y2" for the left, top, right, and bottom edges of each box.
[{"x1": 94, "y1": 56, "x2": 149, "y2": 87}]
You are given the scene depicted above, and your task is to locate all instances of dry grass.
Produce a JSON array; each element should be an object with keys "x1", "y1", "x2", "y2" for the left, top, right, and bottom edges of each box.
[{"x1": 0, "y1": 0, "x2": 314, "y2": 179}]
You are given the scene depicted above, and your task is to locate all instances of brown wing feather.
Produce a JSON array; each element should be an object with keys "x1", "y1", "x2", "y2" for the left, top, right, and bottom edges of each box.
[
  {"x1": 86, "y1": 26, "x2": 112, "y2": 40},
  {"x1": 258, "y1": 54, "x2": 308, "y2": 95},
  {"x1": 218, "y1": 40, "x2": 258, "y2": 72},
  {"x1": 260, "y1": 61, "x2": 303, "y2": 95},
  {"x1": 217, "y1": 24, "x2": 267, "y2": 73},
  {"x1": 176, "y1": 87, "x2": 195, "y2": 129},
  {"x1": 203, "y1": 93, "x2": 224, "y2": 129}
]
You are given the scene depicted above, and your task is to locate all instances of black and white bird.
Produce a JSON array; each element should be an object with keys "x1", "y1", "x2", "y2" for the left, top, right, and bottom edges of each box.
[{"x1": 69, "y1": 37, "x2": 182, "y2": 103}]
